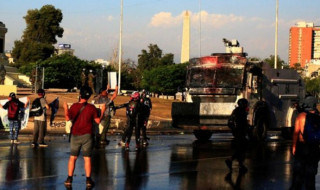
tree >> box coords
[19,54,101,89]
[12,5,64,66]
[141,63,187,95]
[137,44,174,72]
[263,55,286,69]
[304,77,320,98]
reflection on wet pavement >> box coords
[0,133,312,189]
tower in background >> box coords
[181,11,190,63]
[289,22,320,68]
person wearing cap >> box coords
[32,88,50,147]
[93,84,118,145]
[64,86,100,187]
[290,95,320,190]
[0,92,29,144]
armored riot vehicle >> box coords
[172,39,305,141]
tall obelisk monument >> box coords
[180,11,190,63]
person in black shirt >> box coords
[225,98,249,173]
[139,90,152,146]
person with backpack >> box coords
[116,91,142,151]
[64,86,100,188]
[290,96,320,190]
[0,92,29,144]
[31,89,50,147]
[93,84,118,145]
[225,98,249,174]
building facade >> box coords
[55,44,74,55]
[289,22,320,68]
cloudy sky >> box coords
[1,0,319,63]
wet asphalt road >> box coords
[0,133,315,190]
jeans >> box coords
[9,120,20,140]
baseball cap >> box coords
[9,92,16,98]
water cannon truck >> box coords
[172,39,305,141]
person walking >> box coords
[32,89,49,147]
[64,86,100,188]
[290,96,320,190]
[139,90,152,146]
[0,92,29,144]
[225,98,249,173]
[117,91,142,151]
[94,84,118,145]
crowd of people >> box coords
[0,85,153,187]
[3,85,320,189]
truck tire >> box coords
[251,119,267,141]
[193,130,213,141]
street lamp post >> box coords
[118,0,123,94]
[274,0,279,69]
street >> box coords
[0,133,313,190]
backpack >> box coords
[303,112,320,144]
[8,100,20,120]
[227,109,237,130]
[30,98,43,117]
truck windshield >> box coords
[187,66,244,88]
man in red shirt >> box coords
[64,86,100,188]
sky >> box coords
[1,0,320,64]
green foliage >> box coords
[12,40,54,66]
[137,44,174,72]
[12,5,63,66]
[141,63,187,95]
[19,54,100,89]
[263,55,286,69]
[23,5,63,43]
[304,77,320,98]
[292,63,303,71]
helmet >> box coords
[237,98,248,108]
[80,86,93,100]
[302,96,318,111]
[131,91,140,101]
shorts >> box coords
[70,134,93,157]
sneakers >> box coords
[225,159,232,171]
[86,177,95,187]
[39,143,48,147]
[142,139,149,146]
[135,144,140,151]
[64,176,73,186]
[31,142,37,147]
[118,141,125,147]
[13,140,21,144]
[125,143,129,151]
